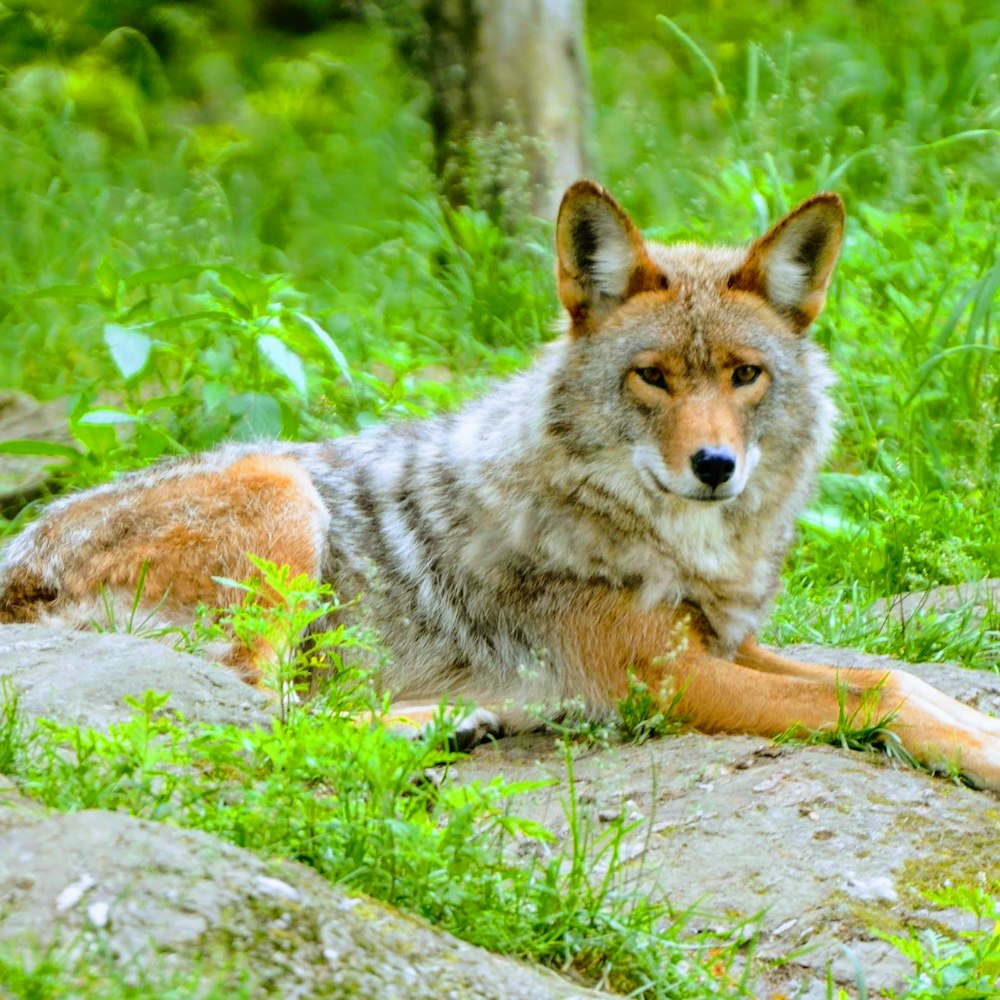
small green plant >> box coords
[91,559,178,641]
[193,556,374,721]
[883,883,1000,998]
[776,674,919,770]
[0,677,32,776]
[615,670,686,745]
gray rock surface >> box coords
[2,623,999,997]
[0,781,607,999]
[868,578,1000,628]
[0,624,272,731]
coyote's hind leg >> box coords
[0,452,331,685]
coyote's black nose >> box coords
[691,448,736,488]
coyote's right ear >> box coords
[556,181,667,335]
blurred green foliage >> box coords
[0,0,997,662]
[0,0,551,465]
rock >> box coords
[0,624,272,731]
[0,785,608,999]
[454,649,1000,998]
[869,579,1000,628]
[0,391,76,506]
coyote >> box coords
[2,182,999,788]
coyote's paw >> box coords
[890,671,1000,793]
[383,703,503,751]
[450,706,504,752]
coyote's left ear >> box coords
[730,193,845,334]
[556,181,667,335]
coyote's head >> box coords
[552,182,844,504]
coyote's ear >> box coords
[556,181,667,335]
[730,193,845,334]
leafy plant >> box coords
[193,556,374,722]
[885,884,1000,998]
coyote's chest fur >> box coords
[297,321,834,701]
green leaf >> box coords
[146,310,233,331]
[292,311,354,384]
[123,264,205,290]
[134,423,181,460]
[229,393,282,439]
[258,334,307,396]
[70,421,117,457]
[24,284,103,302]
[199,341,235,378]
[817,472,889,506]
[104,324,153,381]
[799,506,860,540]
[77,408,142,425]
[216,266,270,318]
[202,382,230,412]
[0,440,79,458]
[140,394,189,413]
[95,257,120,302]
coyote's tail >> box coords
[0,557,56,623]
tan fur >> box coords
[2,182,999,790]
[556,181,669,334]
[729,192,844,331]
[35,454,325,611]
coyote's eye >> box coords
[732,364,762,387]
[636,367,669,391]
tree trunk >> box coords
[416,0,590,220]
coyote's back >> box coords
[4,181,1000,790]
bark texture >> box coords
[416,0,590,218]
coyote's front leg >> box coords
[694,638,1000,790]
[558,590,1000,790]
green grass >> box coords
[775,673,921,773]
[0,0,998,994]
[0,945,255,1000]
[588,1,999,667]
[0,682,744,997]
